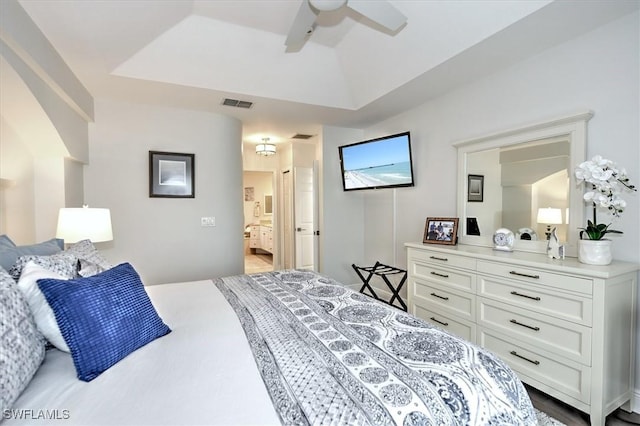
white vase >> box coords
[578,239,612,265]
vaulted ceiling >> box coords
[15,0,640,145]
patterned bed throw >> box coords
[215,270,536,426]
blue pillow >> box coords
[37,263,171,382]
[0,238,64,271]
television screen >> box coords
[339,132,414,191]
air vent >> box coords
[291,133,314,140]
[222,98,253,109]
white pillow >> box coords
[16,261,70,352]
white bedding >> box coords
[8,280,280,426]
[8,271,535,425]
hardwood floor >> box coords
[527,385,640,425]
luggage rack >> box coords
[351,261,407,311]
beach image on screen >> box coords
[342,135,413,189]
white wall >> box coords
[320,126,366,286]
[1,0,92,243]
[0,117,35,244]
[84,99,244,285]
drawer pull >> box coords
[430,317,449,327]
[510,350,540,365]
[430,292,449,301]
[509,271,540,279]
[510,291,541,301]
[510,319,540,331]
[430,271,450,278]
[429,256,448,262]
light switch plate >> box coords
[201,217,215,227]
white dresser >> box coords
[405,242,638,426]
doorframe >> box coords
[282,169,293,270]
[242,169,280,271]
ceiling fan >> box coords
[285,0,407,48]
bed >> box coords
[3,249,537,426]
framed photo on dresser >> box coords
[423,217,459,245]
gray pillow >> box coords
[0,235,16,248]
[0,238,64,271]
[8,252,78,282]
[0,266,46,412]
[65,239,113,277]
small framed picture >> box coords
[149,151,195,198]
[467,174,484,202]
[423,217,459,245]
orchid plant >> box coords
[575,155,636,240]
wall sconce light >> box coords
[537,207,562,240]
[256,138,276,156]
[56,205,113,243]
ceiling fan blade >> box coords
[347,1,407,32]
[285,0,318,47]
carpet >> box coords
[536,408,566,426]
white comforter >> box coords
[8,280,280,426]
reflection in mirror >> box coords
[264,194,273,215]
[455,111,592,256]
[466,137,570,242]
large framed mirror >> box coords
[454,111,593,257]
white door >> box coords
[294,167,315,270]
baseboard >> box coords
[345,283,360,291]
[631,389,640,414]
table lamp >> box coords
[56,205,113,243]
[537,207,562,240]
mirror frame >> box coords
[454,111,593,257]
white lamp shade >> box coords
[56,207,113,243]
[256,143,276,156]
[537,207,562,225]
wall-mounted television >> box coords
[339,131,414,191]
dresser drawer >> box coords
[478,297,591,364]
[479,329,590,404]
[409,248,476,271]
[412,280,475,320]
[478,276,592,326]
[409,262,475,292]
[477,260,592,295]
[411,303,475,342]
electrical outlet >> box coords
[201,217,215,227]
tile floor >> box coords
[244,252,273,274]
[527,385,640,425]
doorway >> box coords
[243,170,275,274]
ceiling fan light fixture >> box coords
[286,0,407,49]
[256,138,276,156]
[309,0,347,12]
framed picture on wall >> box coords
[244,187,255,201]
[149,151,195,198]
[467,174,484,202]
[423,217,459,245]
